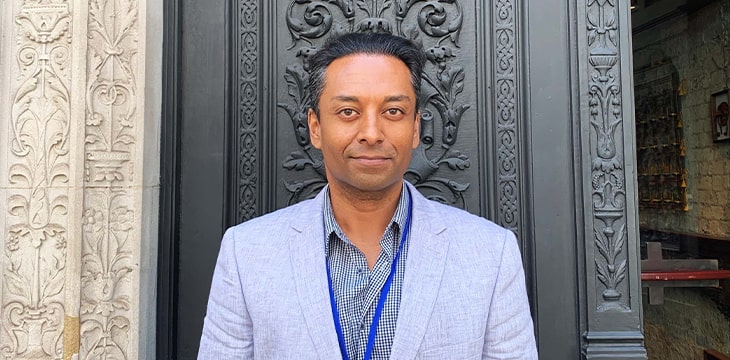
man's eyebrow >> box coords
[384,95,412,103]
[331,95,359,102]
[330,95,413,103]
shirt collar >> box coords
[323,181,411,255]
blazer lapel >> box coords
[390,184,450,360]
[288,192,342,360]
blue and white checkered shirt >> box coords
[323,184,410,360]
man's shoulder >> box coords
[225,197,319,238]
[413,193,515,263]
[416,194,507,235]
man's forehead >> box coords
[324,54,410,77]
[317,53,416,107]
[328,52,407,67]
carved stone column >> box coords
[576,0,647,358]
[1,1,82,358]
[1,0,159,358]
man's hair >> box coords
[307,32,426,115]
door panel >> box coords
[226,0,493,223]
[175,1,228,358]
[268,1,483,213]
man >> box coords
[199,32,537,359]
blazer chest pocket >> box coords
[416,338,482,360]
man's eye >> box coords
[339,109,356,117]
[386,108,404,117]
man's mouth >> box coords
[351,155,391,165]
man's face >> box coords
[308,54,420,195]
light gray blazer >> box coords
[198,182,538,359]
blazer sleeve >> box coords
[483,229,538,360]
[198,228,254,359]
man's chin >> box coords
[334,178,404,196]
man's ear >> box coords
[308,108,322,150]
[412,111,421,149]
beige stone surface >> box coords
[1,1,77,358]
[1,0,160,358]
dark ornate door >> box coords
[234,1,500,220]
[159,0,646,359]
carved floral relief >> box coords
[586,0,629,310]
[80,0,139,358]
[3,2,72,358]
[80,189,133,359]
[277,0,473,208]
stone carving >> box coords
[494,0,521,236]
[279,0,472,208]
[80,0,139,357]
[586,0,629,310]
[236,0,260,221]
[3,2,72,358]
[80,190,134,359]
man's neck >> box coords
[329,182,403,265]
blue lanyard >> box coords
[326,191,413,360]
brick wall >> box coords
[634,0,730,239]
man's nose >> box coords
[357,111,384,145]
